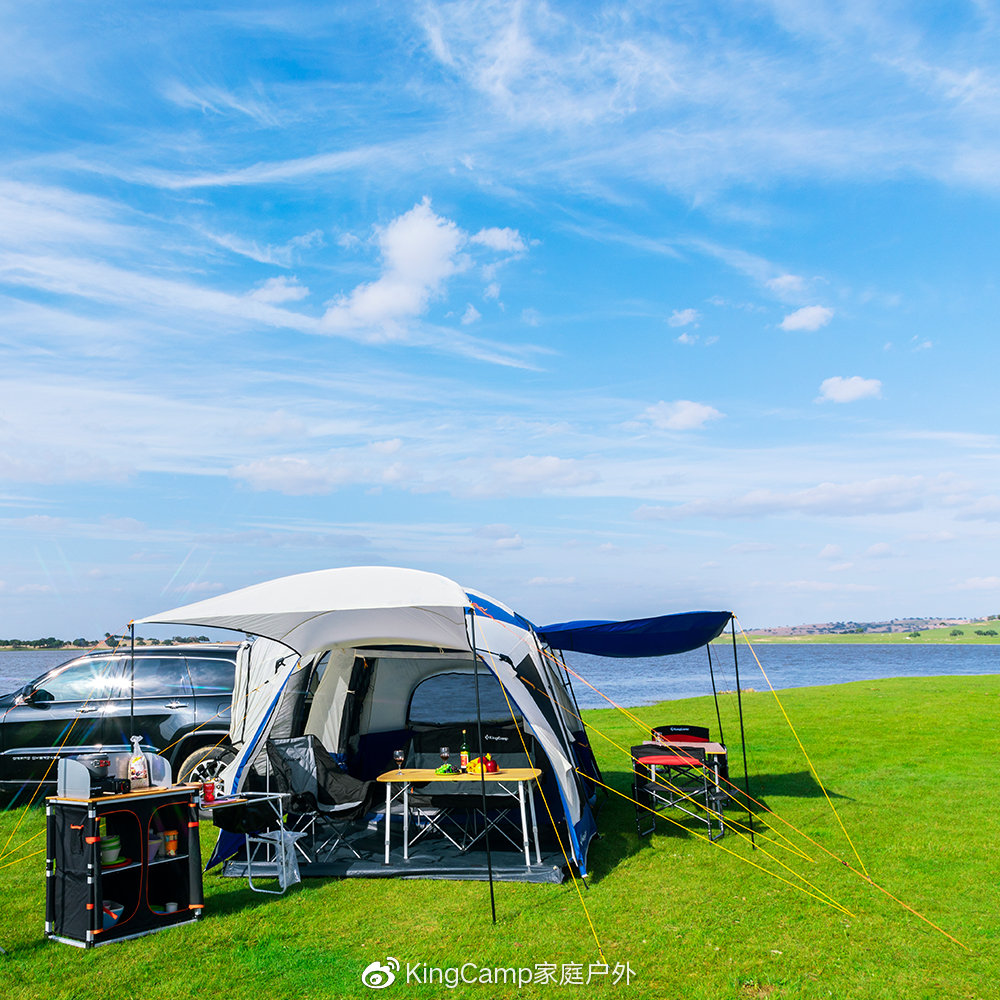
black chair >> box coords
[266,735,374,862]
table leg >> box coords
[403,782,409,862]
[384,782,391,865]
[527,780,541,865]
[517,780,530,866]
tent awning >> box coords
[136,566,473,656]
[537,611,732,658]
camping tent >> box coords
[138,567,598,880]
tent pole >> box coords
[730,618,754,847]
[706,643,725,747]
[470,610,496,924]
[129,622,135,740]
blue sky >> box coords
[2,0,999,636]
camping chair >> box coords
[632,731,725,841]
[266,735,374,863]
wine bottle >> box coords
[460,729,469,772]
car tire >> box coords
[177,745,236,793]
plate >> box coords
[102,856,132,869]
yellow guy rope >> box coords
[583,770,854,916]
[538,634,970,950]
[734,618,870,879]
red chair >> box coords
[632,724,725,841]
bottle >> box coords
[460,730,469,773]
[128,735,149,789]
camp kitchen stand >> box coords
[45,785,203,947]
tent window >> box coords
[407,670,516,726]
[306,651,331,699]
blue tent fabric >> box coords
[538,611,732,658]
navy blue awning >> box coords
[537,611,732,658]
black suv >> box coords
[0,644,239,790]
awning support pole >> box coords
[731,617,754,847]
[707,643,725,747]
[129,622,136,739]
[470,610,497,924]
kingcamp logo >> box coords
[361,958,399,989]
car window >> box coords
[186,657,235,697]
[123,656,194,698]
[33,657,122,702]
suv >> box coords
[0,643,240,791]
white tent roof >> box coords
[137,566,473,656]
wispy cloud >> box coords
[818,376,882,403]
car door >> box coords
[0,655,124,784]
[101,654,196,758]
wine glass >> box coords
[394,748,405,775]
[439,747,450,772]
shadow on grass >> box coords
[577,768,854,884]
[736,770,852,813]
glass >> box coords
[394,749,405,775]
[439,746,450,764]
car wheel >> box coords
[177,745,235,793]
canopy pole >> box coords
[469,610,496,924]
[706,643,725,747]
[731,617,754,847]
[129,622,136,740]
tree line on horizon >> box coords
[1,634,213,649]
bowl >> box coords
[101,900,123,929]
[146,837,163,863]
[101,837,121,865]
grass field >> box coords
[0,675,996,999]
[738,623,1000,644]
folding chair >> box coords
[632,733,725,841]
[266,735,374,863]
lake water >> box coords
[2,643,998,709]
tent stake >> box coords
[731,618,754,847]
[470,610,497,924]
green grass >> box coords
[1,676,997,999]
[738,623,1000,644]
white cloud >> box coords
[321,198,465,341]
[781,305,833,331]
[766,274,805,297]
[248,276,310,304]
[818,544,842,559]
[668,308,699,327]
[675,332,698,345]
[638,400,724,431]
[484,281,501,300]
[461,303,481,325]
[954,576,1000,590]
[470,227,526,253]
[818,375,882,403]
[229,456,355,495]
[636,475,947,520]
[521,307,540,326]
[865,542,893,558]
